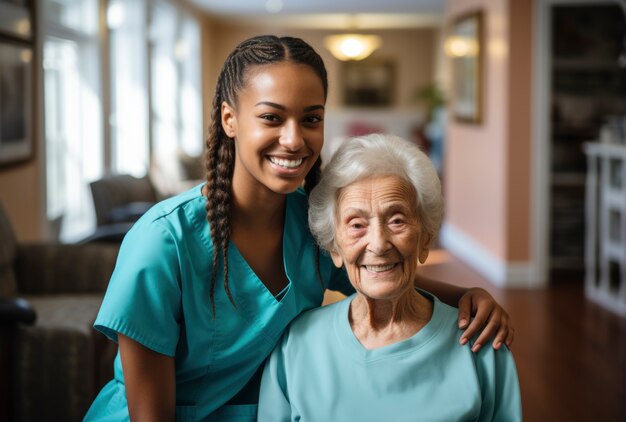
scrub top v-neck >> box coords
[85,184,353,421]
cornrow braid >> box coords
[204,35,328,314]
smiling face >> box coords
[221,62,325,197]
[331,175,431,301]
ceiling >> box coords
[188,0,447,29]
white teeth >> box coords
[365,264,395,273]
[269,156,303,169]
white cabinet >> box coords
[584,142,626,316]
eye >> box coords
[303,114,323,125]
[345,216,366,231]
[260,114,281,123]
[389,215,407,227]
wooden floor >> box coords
[323,249,626,421]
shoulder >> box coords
[126,183,209,244]
[282,297,347,345]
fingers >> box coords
[457,294,472,329]
[505,327,515,348]
[469,312,500,353]
[492,320,509,350]
[459,304,494,347]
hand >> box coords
[457,288,514,352]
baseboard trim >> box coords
[440,223,541,288]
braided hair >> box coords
[205,35,328,314]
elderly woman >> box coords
[258,134,521,421]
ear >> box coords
[418,233,432,264]
[330,250,344,268]
[221,101,237,138]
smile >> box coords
[269,156,304,169]
[364,263,396,273]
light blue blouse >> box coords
[84,184,352,421]
[259,291,522,422]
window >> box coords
[108,0,149,177]
[43,0,102,242]
[150,1,203,193]
[42,0,203,242]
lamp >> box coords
[444,35,479,58]
[324,34,382,61]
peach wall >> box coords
[444,0,533,263]
[444,0,510,259]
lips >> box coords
[364,263,397,273]
[268,156,304,169]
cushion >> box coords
[14,294,107,421]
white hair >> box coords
[308,133,443,253]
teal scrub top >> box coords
[259,291,522,422]
[84,184,353,421]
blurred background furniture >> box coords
[0,202,120,421]
[584,142,626,316]
[84,174,158,243]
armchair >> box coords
[0,203,120,421]
[84,174,158,243]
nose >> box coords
[279,120,304,151]
[366,222,392,256]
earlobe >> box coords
[221,102,236,138]
[418,233,432,264]
[418,248,430,264]
[330,250,343,268]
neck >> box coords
[349,289,433,349]
[230,170,286,232]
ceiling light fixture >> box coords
[324,33,382,61]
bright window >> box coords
[43,0,102,242]
[108,0,149,177]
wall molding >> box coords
[440,223,544,288]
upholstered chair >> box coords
[0,203,119,422]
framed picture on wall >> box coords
[342,59,395,107]
[448,10,483,123]
[0,40,33,166]
[0,0,32,40]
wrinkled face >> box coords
[331,175,430,301]
[221,62,325,196]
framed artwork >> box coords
[0,0,32,40]
[448,10,483,123]
[0,40,33,166]
[342,59,395,107]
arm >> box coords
[258,338,292,422]
[119,334,175,422]
[417,274,514,351]
[476,345,522,422]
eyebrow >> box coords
[255,101,325,112]
[341,202,412,217]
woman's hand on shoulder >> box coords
[457,288,514,352]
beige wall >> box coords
[506,0,532,261]
[0,162,44,242]
[202,21,437,120]
[443,0,532,262]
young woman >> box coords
[84,35,513,421]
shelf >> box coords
[552,173,586,187]
[606,190,626,209]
